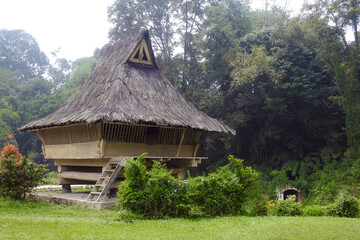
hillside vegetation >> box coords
[1,0,360,205]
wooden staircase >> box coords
[87,157,130,202]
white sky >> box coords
[0,0,113,61]
[0,0,305,62]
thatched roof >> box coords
[20,29,235,135]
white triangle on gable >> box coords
[129,38,153,65]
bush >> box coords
[116,154,259,219]
[0,144,47,199]
[115,209,143,222]
[324,203,337,216]
[333,194,360,218]
[251,194,273,216]
[116,153,187,218]
[186,156,259,216]
[302,205,326,216]
[272,195,302,216]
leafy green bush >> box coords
[250,194,274,216]
[302,205,326,216]
[116,153,187,218]
[333,194,360,218]
[0,144,47,199]
[186,156,259,216]
[116,154,259,219]
[324,203,337,216]
[272,195,302,216]
[115,209,143,222]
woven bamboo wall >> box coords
[102,123,201,145]
[39,123,201,147]
[39,124,99,145]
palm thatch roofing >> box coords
[20,29,235,135]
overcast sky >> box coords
[0,0,305,62]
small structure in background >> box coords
[20,29,235,201]
[276,185,303,202]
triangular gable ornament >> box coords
[129,38,153,65]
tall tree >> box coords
[0,30,48,80]
[48,49,71,88]
[203,11,346,170]
[303,0,360,155]
[108,0,211,89]
[108,0,178,59]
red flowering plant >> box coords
[0,129,16,146]
[0,144,47,199]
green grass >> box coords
[1,198,360,240]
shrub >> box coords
[324,203,337,216]
[0,144,47,199]
[115,209,143,222]
[138,161,187,218]
[333,194,360,218]
[186,156,259,216]
[302,205,326,216]
[251,194,273,216]
[272,195,302,216]
[116,154,259,219]
[117,153,187,218]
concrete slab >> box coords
[27,191,117,210]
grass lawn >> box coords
[0,198,359,240]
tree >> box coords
[303,0,360,155]
[0,30,49,80]
[48,49,71,88]
[108,0,178,59]
[108,0,213,90]
[216,13,346,170]
[201,0,251,93]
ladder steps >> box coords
[87,157,131,202]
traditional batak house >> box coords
[20,29,235,201]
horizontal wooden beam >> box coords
[59,171,101,182]
[54,158,110,167]
[58,178,121,188]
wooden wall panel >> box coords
[103,141,194,157]
[44,141,101,159]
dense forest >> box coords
[1,0,360,203]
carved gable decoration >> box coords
[129,38,153,65]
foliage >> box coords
[0,29,49,80]
[333,194,360,218]
[303,0,360,158]
[226,18,345,170]
[115,209,143,222]
[1,0,360,213]
[302,205,326,216]
[117,154,259,219]
[43,171,59,185]
[324,203,338,216]
[271,195,302,216]
[0,144,47,199]
[186,155,260,216]
[250,194,274,216]
[117,153,188,218]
